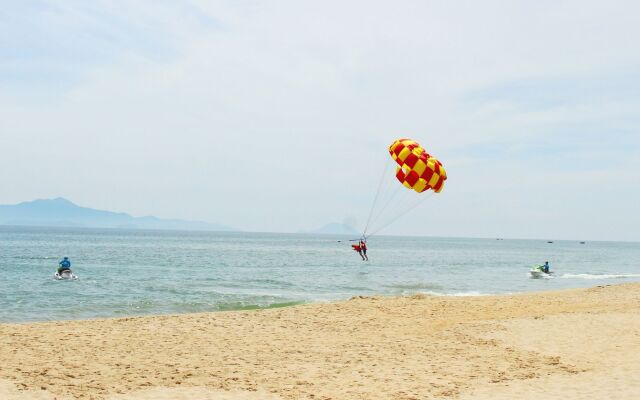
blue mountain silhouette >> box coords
[0,198,236,231]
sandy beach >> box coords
[1,283,639,400]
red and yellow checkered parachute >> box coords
[359,138,447,238]
[389,138,447,193]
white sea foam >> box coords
[423,290,490,297]
[449,291,489,297]
[560,273,640,280]
[528,271,555,279]
[385,282,445,291]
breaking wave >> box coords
[560,273,640,280]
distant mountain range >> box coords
[0,198,236,232]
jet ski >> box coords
[529,266,553,279]
[54,270,78,280]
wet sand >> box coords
[1,283,639,399]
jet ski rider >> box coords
[58,257,72,274]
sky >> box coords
[1,0,639,241]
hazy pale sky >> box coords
[1,1,639,241]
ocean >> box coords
[1,226,639,323]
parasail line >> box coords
[366,191,435,238]
[362,156,392,238]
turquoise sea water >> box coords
[1,226,639,323]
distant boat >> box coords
[547,241,553,243]
[580,241,586,244]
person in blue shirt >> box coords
[58,257,72,274]
[543,261,550,274]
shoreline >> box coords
[4,281,636,326]
[2,283,639,399]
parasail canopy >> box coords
[388,138,447,193]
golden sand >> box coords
[1,283,639,399]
